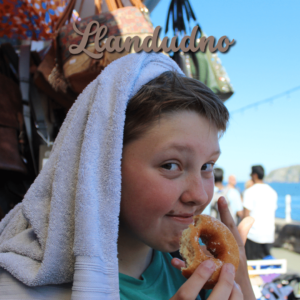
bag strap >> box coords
[105,0,119,11]
[165,0,197,34]
[77,0,102,15]
[19,44,38,176]
[104,0,146,11]
[20,45,54,173]
[54,0,77,34]
[30,85,53,145]
[52,0,76,64]
[187,25,203,79]
[128,0,146,10]
[94,0,101,14]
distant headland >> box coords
[265,165,300,183]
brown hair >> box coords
[123,71,229,145]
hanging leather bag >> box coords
[166,0,234,101]
[189,40,234,101]
[56,0,153,94]
[0,44,27,173]
[37,0,153,96]
[34,44,77,111]
[0,75,27,173]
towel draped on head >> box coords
[0,52,183,300]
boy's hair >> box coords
[251,165,265,180]
[214,168,224,183]
[123,71,229,145]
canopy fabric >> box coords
[0,0,67,40]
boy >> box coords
[118,70,254,299]
[0,53,255,300]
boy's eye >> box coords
[201,163,214,171]
[161,163,179,171]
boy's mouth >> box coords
[165,213,194,224]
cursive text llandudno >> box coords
[69,23,235,59]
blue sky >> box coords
[150,0,300,182]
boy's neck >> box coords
[118,227,153,280]
[227,182,237,189]
[254,179,264,184]
[215,182,225,190]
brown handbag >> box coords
[34,44,77,111]
[33,0,79,110]
[0,44,27,174]
[38,0,152,95]
[0,73,27,173]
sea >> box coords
[235,182,300,222]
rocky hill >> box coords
[265,165,300,182]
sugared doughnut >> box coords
[179,214,239,289]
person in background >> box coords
[202,173,220,215]
[211,169,243,225]
[241,179,254,203]
[243,165,278,260]
[214,168,225,191]
[226,175,243,225]
[210,168,227,219]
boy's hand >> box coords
[170,260,243,300]
[218,197,256,300]
[171,197,255,299]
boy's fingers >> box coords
[237,217,255,245]
[207,263,236,300]
[171,260,215,300]
[171,258,185,271]
[230,282,244,300]
[217,197,244,248]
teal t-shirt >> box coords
[119,250,203,300]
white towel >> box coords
[0,52,183,300]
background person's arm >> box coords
[242,189,252,219]
[237,210,244,220]
[243,208,250,218]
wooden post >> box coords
[285,194,292,223]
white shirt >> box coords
[243,183,278,244]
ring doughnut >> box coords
[179,214,239,289]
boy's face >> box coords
[120,110,221,253]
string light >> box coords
[230,85,300,114]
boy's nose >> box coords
[180,176,209,206]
